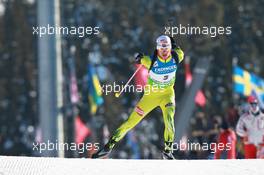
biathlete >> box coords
[92,35,184,159]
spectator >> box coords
[214,120,237,159]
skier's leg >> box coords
[92,94,158,158]
[110,94,158,143]
[160,92,176,159]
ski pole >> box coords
[115,64,143,98]
[167,18,174,38]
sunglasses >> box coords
[249,103,258,107]
[157,46,171,50]
[157,43,171,50]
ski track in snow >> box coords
[0,156,263,175]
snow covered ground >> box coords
[0,156,263,175]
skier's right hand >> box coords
[135,53,144,64]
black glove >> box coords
[135,53,144,64]
[170,37,177,49]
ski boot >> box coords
[162,141,175,160]
[92,140,116,159]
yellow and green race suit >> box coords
[110,47,184,150]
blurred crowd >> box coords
[0,0,263,159]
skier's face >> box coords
[157,42,171,59]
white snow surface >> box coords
[0,156,264,175]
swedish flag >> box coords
[233,66,264,101]
[87,64,103,115]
